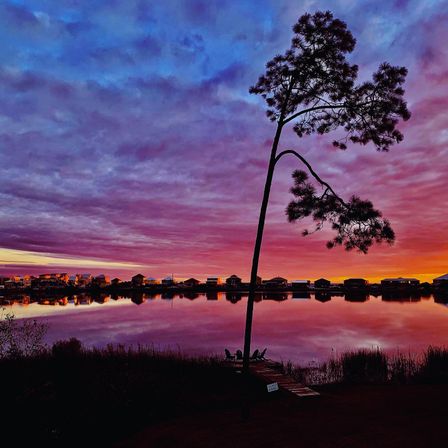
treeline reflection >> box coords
[1,290,448,308]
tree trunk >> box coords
[242,122,283,373]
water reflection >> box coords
[206,292,218,300]
[292,292,311,299]
[262,293,288,301]
[184,292,199,301]
[345,292,369,302]
[315,292,331,303]
[434,291,448,304]
[2,292,448,364]
[225,292,243,304]
[2,291,447,308]
[382,291,422,302]
[131,292,145,305]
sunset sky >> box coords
[0,0,447,282]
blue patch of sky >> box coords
[1,0,278,89]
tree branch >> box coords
[282,104,346,125]
[275,149,346,206]
[281,100,375,126]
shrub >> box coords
[0,308,47,358]
[52,338,83,358]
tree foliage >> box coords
[250,10,410,252]
[250,10,410,151]
[286,170,395,253]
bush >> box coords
[52,338,83,358]
[0,308,47,358]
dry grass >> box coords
[282,346,448,386]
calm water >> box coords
[3,292,448,363]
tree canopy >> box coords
[249,10,410,253]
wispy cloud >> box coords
[0,248,144,269]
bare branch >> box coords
[275,149,346,206]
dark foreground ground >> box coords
[3,346,448,448]
[118,383,448,448]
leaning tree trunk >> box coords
[242,121,283,373]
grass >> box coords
[419,346,448,383]
[282,346,448,386]
[1,339,265,447]
[340,349,388,383]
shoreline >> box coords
[1,283,445,296]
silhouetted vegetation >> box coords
[419,346,448,383]
[283,347,448,386]
[340,349,388,383]
[52,336,83,358]
[0,308,47,358]
[1,340,264,446]
[389,352,420,383]
[287,171,395,253]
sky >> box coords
[0,0,447,282]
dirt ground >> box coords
[116,383,448,448]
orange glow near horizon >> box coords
[0,244,446,284]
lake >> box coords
[2,292,448,364]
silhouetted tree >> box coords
[243,11,410,371]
